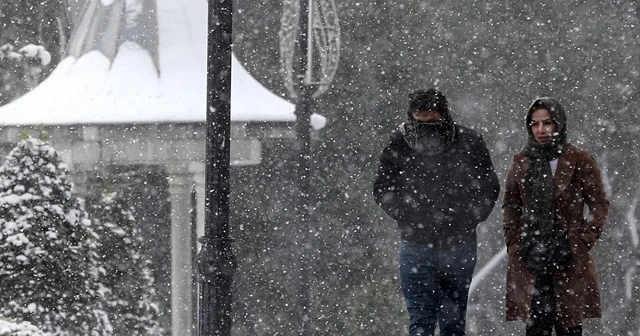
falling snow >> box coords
[0,0,639,335]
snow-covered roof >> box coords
[0,0,325,129]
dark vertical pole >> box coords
[190,183,198,327]
[197,0,235,335]
[295,0,312,335]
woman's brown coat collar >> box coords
[552,143,578,199]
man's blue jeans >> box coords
[399,240,477,336]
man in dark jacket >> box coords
[373,89,500,336]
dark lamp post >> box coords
[197,0,236,335]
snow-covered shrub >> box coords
[0,317,47,336]
[0,43,51,106]
[0,138,112,336]
[0,44,51,66]
[89,188,163,336]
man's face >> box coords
[412,110,443,123]
[529,108,557,144]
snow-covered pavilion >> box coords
[0,0,323,335]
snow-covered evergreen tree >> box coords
[0,137,111,336]
[89,187,162,336]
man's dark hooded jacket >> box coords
[373,93,500,248]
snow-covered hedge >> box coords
[0,318,48,336]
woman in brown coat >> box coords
[502,97,609,336]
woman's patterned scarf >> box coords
[519,97,570,273]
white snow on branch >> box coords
[626,186,640,248]
[0,193,40,205]
[18,44,52,66]
[599,151,613,197]
[625,263,639,299]
[0,44,22,61]
[469,247,507,295]
[1,44,51,66]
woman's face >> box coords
[530,108,557,144]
